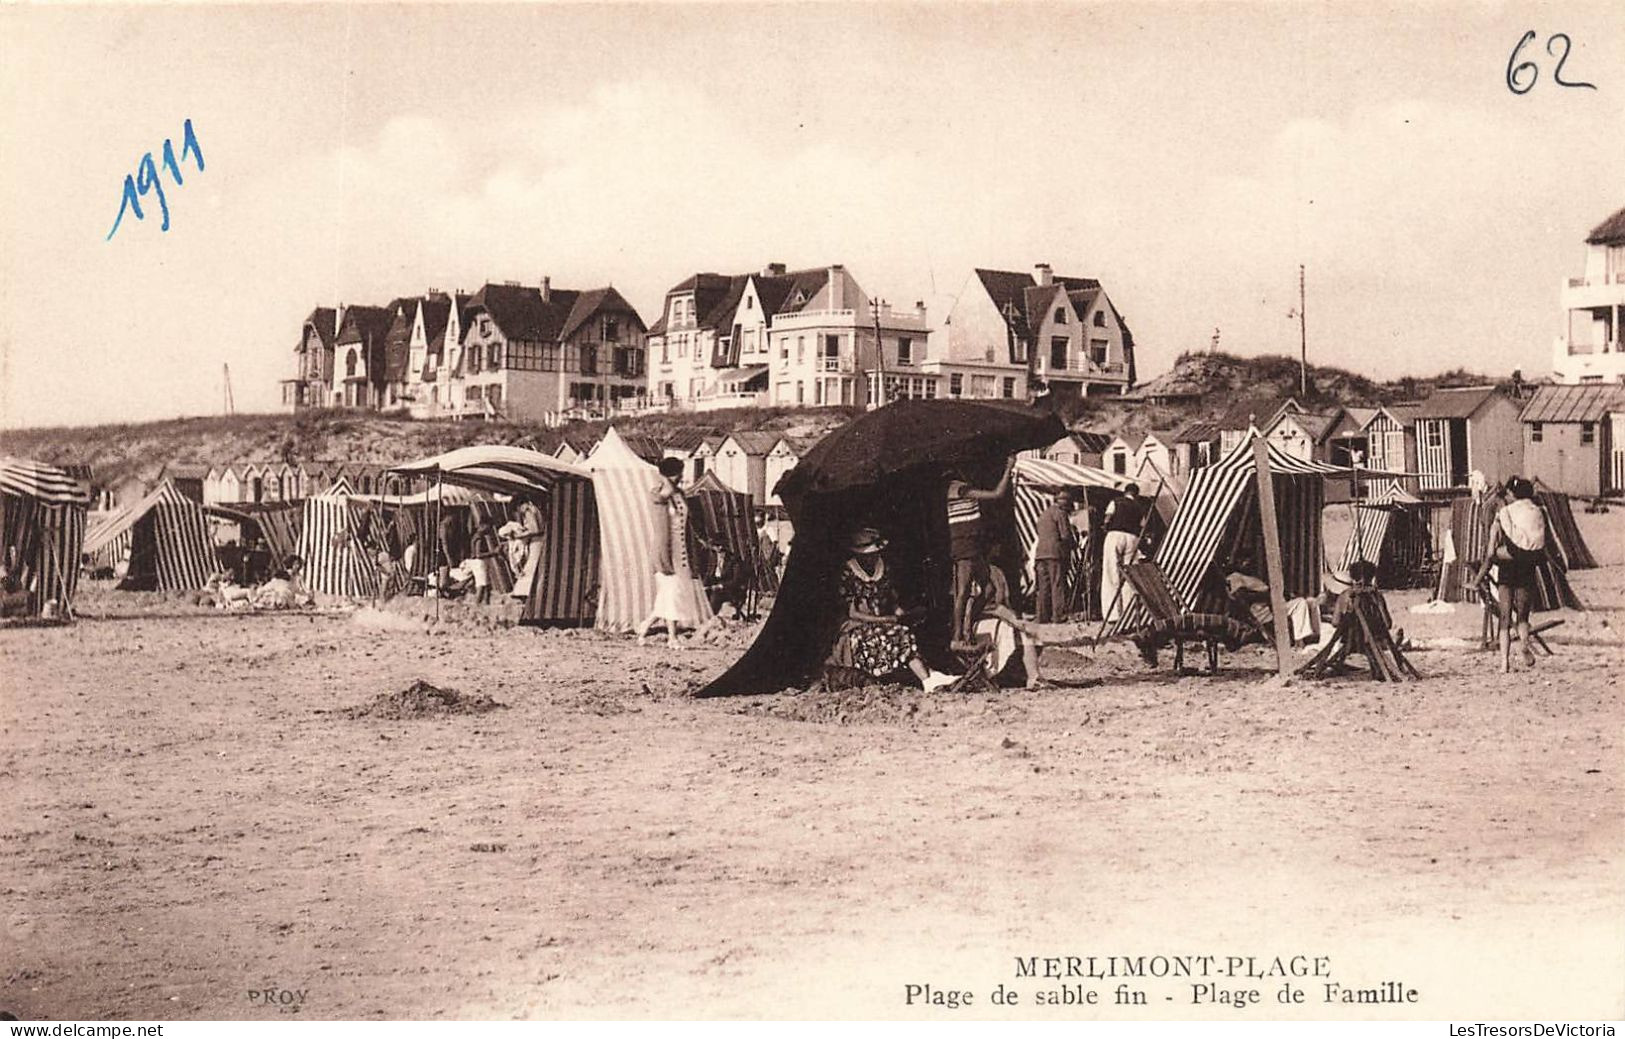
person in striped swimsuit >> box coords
[947,456,1015,645]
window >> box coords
[796,381,804,404]
[1091,339,1109,366]
[479,317,491,336]
[1531,422,1544,443]
[1054,308,1067,325]
[924,379,939,399]
[345,350,357,377]
[602,317,619,342]
[695,457,706,477]
[466,385,483,401]
[1093,311,1106,328]
[487,385,502,408]
[487,341,501,369]
[970,374,997,397]
[781,337,790,361]
[467,344,482,374]
[1002,377,1016,398]
[1112,451,1127,475]
[1050,337,1069,370]
[897,337,914,366]
[580,344,598,376]
[1425,424,1442,448]
[745,295,753,310]
[661,338,670,364]
[1581,422,1595,445]
[949,373,964,398]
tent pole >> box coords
[1251,438,1294,678]
[433,468,442,624]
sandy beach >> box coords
[3,511,1621,1021]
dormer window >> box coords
[1093,311,1106,327]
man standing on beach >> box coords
[1032,489,1077,623]
[1100,482,1147,624]
[947,456,1015,644]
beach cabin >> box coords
[1520,383,1625,497]
[1413,387,1524,492]
[713,432,777,503]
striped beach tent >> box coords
[1438,493,1580,611]
[1111,434,1355,635]
[687,471,770,593]
[295,489,378,598]
[0,457,90,618]
[1011,457,1132,605]
[523,478,600,626]
[1337,481,1434,589]
[83,479,218,591]
[388,446,598,623]
[588,427,712,633]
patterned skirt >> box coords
[832,620,919,677]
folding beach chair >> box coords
[1122,561,1252,674]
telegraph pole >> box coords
[223,363,235,415]
[1298,265,1308,398]
[870,297,888,408]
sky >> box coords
[2,2,1622,429]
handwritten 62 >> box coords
[1506,31,1597,95]
[106,118,205,241]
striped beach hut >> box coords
[388,446,598,625]
[1111,435,1369,635]
[0,457,91,618]
[83,479,219,591]
[588,427,712,633]
[295,487,378,598]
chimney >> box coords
[540,276,551,303]
[1034,263,1053,287]
[334,304,345,338]
[829,265,844,310]
[761,262,786,277]
[915,300,928,321]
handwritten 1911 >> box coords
[106,118,205,241]
[1506,31,1597,95]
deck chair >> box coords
[1477,574,1563,656]
[1122,561,1251,674]
[1299,590,1420,682]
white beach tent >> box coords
[587,427,713,633]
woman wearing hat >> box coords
[834,527,955,692]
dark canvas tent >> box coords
[83,479,219,591]
[698,400,1065,697]
[0,457,90,618]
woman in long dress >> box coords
[635,458,711,648]
[507,498,545,601]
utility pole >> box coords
[223,363,235,415]
[1298,264,1308,398]
[870,297,888,408]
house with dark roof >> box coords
[1520,383,1625,496]
[1216,395,1303,457]
[931,263,1136,404]
[764,434,819,507]
[1173,422,1222,472]
[455,278,647,422]
[1039,431,1111,468]
[1553,204,1625,385]
[647,262,930,410]
[712,432,780,503]
[1412,387,1524,492]
[283,307,340,411]
[331,305,395,409]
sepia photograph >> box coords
[1,0,1622,1025]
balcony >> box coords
[817,355,854,373]
[1561,275,1625,309]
